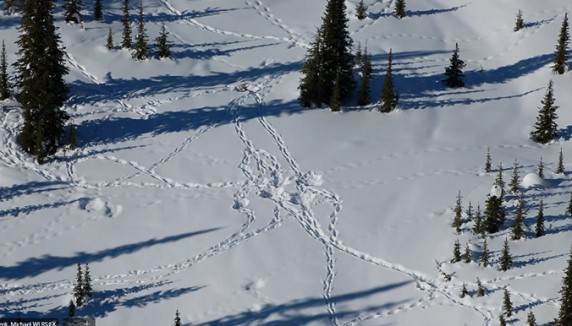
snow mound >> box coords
[522,173,544,188]
[489,184,502,197]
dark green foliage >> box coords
[557,147,565,174]
[566,193,572,216]
[485,147,492,173]
[106,27,114,50]
[473,204,483,236]
[0,40,10,100]
[476,278,485,296]
[452,191,462,234]
[15,0,70,163]
[93,0,102,20]
[83,263,92,298]
[557,245,572,326]
[357,45,372,106]
[443,43,465,88]
[499,237,513,271]
[514,10,524,32]
[299,29,325,108]
[499,314,506,326]
[298,0,354,108]
[527,310,537,326]
[509,159,520,193]
[484,195,505,233]
[174,309,182,326]
[133,2,149,60]
[536,199,545,237]
[512,197,525,240]
[155,22,172,58]
[552,13,569,75]
[64,0,83,24]
[503,288,513,317]
[451,238,461,263]
[355,0,366,20]
[460,283,468,298]
[379,49,398,112]
[466,201,473,222]
[122,0,132,49]
[463,243,471,263]
[480,238,489,267]
[531,81,559,144]
[68,123,77,150]
[495,162,505,199]
[538,157,545,178]
[74,263,84,306]
[355,42,362,66]
[68,300,76,317]
[394,0,406,19]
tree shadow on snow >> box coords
[0,181,69,203]
[195,281,412,325]
[100,6,241,25]
[0,227,221,281]
[407,4,469,17]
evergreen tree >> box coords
[355,0,366,20]
[155,22,171,58]
[394,0,406,19]
[480,238,490,267]
[68,123,77,149]
[298,28,325,108]
[73,263,84,306]
[514,10,524,32]
[330,70,342,111]
[566,193,572,216]
[15,0,70,163]
[484,195,505,233]
[83,263,92,299]
[557,147,565,174]
[509,159,520,193]
[473,204,483,236]
[121,0,132,49]
[357,44,372,106]
[106,27,114,50]
[64,0,83,24]
[355,41,362,66]
[0,40,10,100]
[499,237,513,271]
[503,288,513,317]
[484,146,492,173]
[538,156,545,178]
[531,80,559,144]
[527,310,537,326]
[557,245,572,326]
[463,243,472,263]
[476,278,485,296]
[499,314,506,326]
[379,49,398,112]
[443,43,465,88]
[93,0,102,21]
[495,162,505,199]
[452,191,462,234]
[535,199,545,237]
[512,197,525,240]
[460,283,468,298]
[174,309,182,326]
[552,13,569,75]
[466,201,474,222]
[68,299,76,317]
[133,1,149,60]
[452,238,461,263]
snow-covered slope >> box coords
[0,0,571,325]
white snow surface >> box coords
[0,0,571,325]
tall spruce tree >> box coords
[394,0,406,19]
[452,238,461,263]
[538,156,545,178]
[503,288,513,317]
[557,147,565,174]
[512,197,525,240]
[535,199,545,237]
[473,204,483,236]
[463,243,472,263]
[527,310,537,326]
[495,162,505,200]
[133,1,148,60]
[484,195,505,233]
[155,22,172,58]
[122,0,132,49]
[552,13,569,75]
[106,27,114,50]
[93,0,102,20]
[484,146,492,173]
[64,0,83,24]
[466,201,474,222]
[298,28,325,108]
[452,191,463,233]
[499,237,513,271]
[15,0,70,163]
[355,0,366,20]
[557,245,572,326]
[357,44,372,106]
[481,238,490,267]
[0,40,10,100]
[514,10,524,32]
[443,43,465,88]
[379,49,398,112]
[83,263,92,299]
[73,263,84,306]
[509,159,520,193]
[174,309,182,326]
[531,80,559,144]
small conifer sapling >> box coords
[512,197,525,240]
[155,22,172,58]
[174,309,182,326]
[73,263,84,306]
[452,239,461,263]
[68,300,76,317]
[509,159,520,194]
[460,283,468,298]
[357,44,372,107]
[463,243,472,263]
[514,10,524,32]
[133,2,149,60]
[499,237,513,271]
[527,310,537,326]
[538,157,545,178]
[106,27,114,50]
[394,0,406,19]
[552,13,569,75]
[503,288,513,316]
[484,147,492,173]
[557,147,565,174]
[453,191,463,233]
[495,162,505,199]
[480,238,489,267]
[557,244,572,326]
[443,43,465,88]
[476,278,485,296]
[122,0,132,49]
[355,0,366,20]
[531,81,559,144]
[379,49,398,113]
[536,199,545,237]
